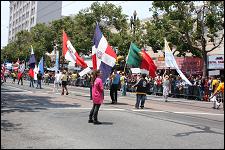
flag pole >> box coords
[123,42,132,73]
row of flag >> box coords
[22,22,191,85]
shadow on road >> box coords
[174,124,224,137]
[1,120,22,131]
[1,87,82,115]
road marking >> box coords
[48,107,126,111]
[132,109,223,115]
[172,111,224,116]
[132,109,165,112]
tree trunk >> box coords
[203,50,208,78]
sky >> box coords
[1,1,153,48]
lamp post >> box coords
[130,10,137,38]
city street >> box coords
[1,79,224,149]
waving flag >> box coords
[126,43,157,78]
[38,57,44,75]
[92,23,117,83]
[63,31,88,68]
[28,45,36,69]
[164,38,192,85]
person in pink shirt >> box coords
[88,70,104,125]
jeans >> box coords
[135,94,146,108]
[89,103,101,121]
[37,80,42,88]
[29,78,34,87]
[121,84,126,96]
[18,77,23,85]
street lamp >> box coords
[130,10,137,37]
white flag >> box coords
[164,38,192,85]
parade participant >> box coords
[110,69,121,104]
[11,71,16,83]
[89,72,93,100]
[162,70,170,102]
[17,61,25,85]
[210,75,224,110]
[88,70,104,124]
[36,70,43,89]
[53,70,61,93]
[132,73,148,109]
[28,68,34,88]
[210,76,220,108]
[61,70,69,95]
[120,72,127,96]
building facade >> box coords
[8,1,62,43]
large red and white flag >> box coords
[92,23,117,83]
[62,31,88,68]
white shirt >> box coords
[55,72,62,83]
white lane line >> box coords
[173,112,224,116]
[132,109,223,115]
[132,109,165,113]
[47,107,126,111]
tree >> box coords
[148,1,224,77]
[72,1,129,55]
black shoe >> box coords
[140,106,144,109]
[66,92,69,95]
[111,102,115,104]
[88,120,94,123]
[93,121,102,125]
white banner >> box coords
[164,39,192,85]
[208,55,224,69]
[130,68,149,74]
[79,67,92,77]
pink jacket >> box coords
[92,77,104,104]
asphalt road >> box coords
[1,80,224,149]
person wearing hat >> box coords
[163,70,170,102]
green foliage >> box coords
[147,1,224,76]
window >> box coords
[26,12,29,18]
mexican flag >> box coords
[126,42,157,78]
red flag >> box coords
[140,50,157,78]
[28,68,34,78]
[18,72,23,80]
[62,31,88,68]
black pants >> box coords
[110,84,118,103]
[89,103,101,121]
[90,86,92,100]
[18,77,23,85]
